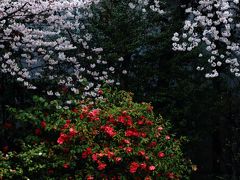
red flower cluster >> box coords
[97,162,107,170]
[63,119,71,129]
[63,163,70,169]
[125,129,138,137]
[57,120,79,144]
[125,129,141,137]
[122,139,130,144]
[149,165,155,171]
[82,147,92,158]
[137,116,153,126]
[148,141,157,147]
[124,147,133,154]
[49,98,187,179]
[129,162,139,173]
[88,109,100,121]
[138,150,145,156]
[118,114,133,126]
[114,157,122,163]
[57,133,69,144]
[92,153,98,161]
[40,120,46,129]
[69,127,77,136]
[101,125,117,137]
[158,152,165,158]
[87,175,94,180]
[140,163,147,169]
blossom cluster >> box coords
[3,90,190,179]
[172,0,240,78]
[33,90,189,179]
[0,0,166,99]
[0,0,120,98]
[128,0,165,14]
[52,106,182,179]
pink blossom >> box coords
[149,165,156,171]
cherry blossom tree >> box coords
[172,0,240,78]
[0,0,165,100]
[0,0,117,99]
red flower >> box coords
[82,106,89,114]
[140,163,147,169]
[82,151,88,159]
[129,162,139,173]
[158,126,163,131]
[98,162,107,170]
[63,120,71,129]
[145,177,151,180]
[114,157,122,163]
[158,152,165,158]
[166,135,171,140]
[126,119,133,126]
[141,132,147,138]
[123,139,130,144]
[107,151,114,159]
[98,89,103,95]
[125,115,133,126]
[66,119,71,124]
[79,113,84,119]
[138,150,145,156]
[125,147,132,153]
[149,165,155,171]
[125,129,139,137]
[101,125,117,137]
[82,147,92,158]
[146,120,153,125]
[98,153,104,157]
[40,120,46,129]
[149,141,157,147]
[87,176,94,180]
[86,147,92,154]
[108,115,115,123]
[118,116,125,124]
[92,154,98,161]
[138,120,144,125]
[57,138,64,144]
[167,172,175,179]
[90,109,100,116]
[118,145,123,149]
[118,115,133,126]
[88,109,100,121]
[35,128,41,136]
[122,111,128,115]
[69,127,77,136]
[57,133,69,144]
[63,163,70,169]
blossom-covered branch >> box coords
[173,0,240,78]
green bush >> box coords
[1,89,191,179]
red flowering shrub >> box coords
[2,89,191,179]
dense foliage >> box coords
[1,89,191,179]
